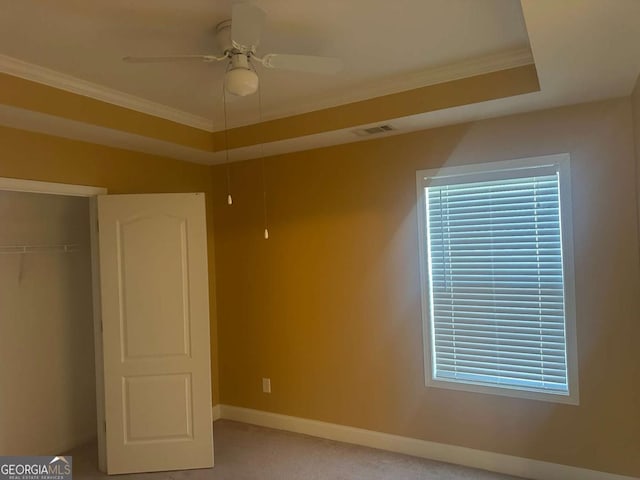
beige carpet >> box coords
[71,420,524,479]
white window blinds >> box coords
[424,164,572,396]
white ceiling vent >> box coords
[353,124,395,136]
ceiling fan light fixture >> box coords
[225,53,258,96]
[225,67,259,96]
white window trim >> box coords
[415,154,580,405]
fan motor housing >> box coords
[215,20,234,54]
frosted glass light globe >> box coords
[225,67,259,96]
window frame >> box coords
[415,154,579,405]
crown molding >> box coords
[0,49,533,134]
[221,47,535,130]
[0,54,215,132]
[369,47,534,95]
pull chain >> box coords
[257,78,269,240]
[222,72,233,205]
[226,165,233,205]
[261,157,269,239]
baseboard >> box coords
[216,404,635,480]
[211,404,222,421]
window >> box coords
[416,154,578,404]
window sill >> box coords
[426,376,580,405]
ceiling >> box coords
[1,0,640,165]
[0,0,530,128]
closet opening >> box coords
[0,177,106,460]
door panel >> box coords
[123,373,192,442]
[118,214,190,359]
[97,193,213,474]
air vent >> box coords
[353,124,396,136]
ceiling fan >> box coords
[123,3,343,97]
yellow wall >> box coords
[0,74,213,151]
[211,98,640,477]
[216,65,539,149]
[0,125,220,405]
[0,66,538,154]
[632,74,640,249]
[3,89,639,476]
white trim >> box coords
[258,48,535,127]
[416,154,569,180]
[89,196,107,473]
[415,153,580,405]
[217,405,635,480]
[0,176,107,196]
[556,156,580,403]
[0,49,532,134]
[0,54,213,132]
[212,405,222,421]
[0,104,218,165]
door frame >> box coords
[0,177,108,471]
[0,177,107,197]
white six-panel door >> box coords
[97,193,213,474]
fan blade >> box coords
[261,54,342,74]
[123,55,221,63]
[231,3,266,51]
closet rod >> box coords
[0,244,81,255]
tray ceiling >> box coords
[0,0,530,128]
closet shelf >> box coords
[0,244,81,255]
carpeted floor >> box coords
[70,420,524,479]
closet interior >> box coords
[0,189,96,455]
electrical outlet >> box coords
[262,377,271,394]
